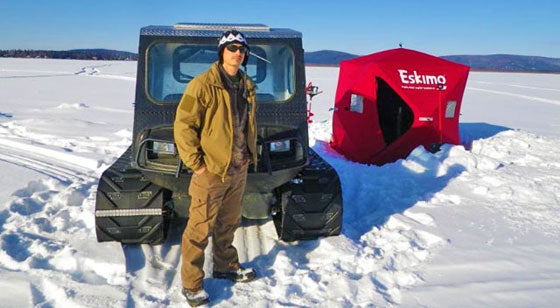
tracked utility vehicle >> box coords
[95,23,343,244]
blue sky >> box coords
[1,0,559,57]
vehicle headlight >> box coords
[152,141,175,155]
[270,140,291,153]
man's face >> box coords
[223,43,246,68]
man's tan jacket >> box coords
[174,62,258,179]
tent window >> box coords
[350,94,364,113]
[445,101,457,118]
[376,77,413,145]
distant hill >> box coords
[303,50,560,73]
[2,48,560,73]
[304,50,359,66]
[441,54,560,73]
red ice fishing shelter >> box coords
[330,48,470,165]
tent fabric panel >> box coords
[331,96,385,163]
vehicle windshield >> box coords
[147,42,295,103]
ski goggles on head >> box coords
[225,44,248,53]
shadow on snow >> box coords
[313,139,466,242]
[460,122,511,150]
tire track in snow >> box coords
[0,138,99,183]
[468,86,560,106]
[124,220,197,306]
[470,80,560,93]
[123,219,279,306]
[124,242,183,305]
[0,160,126,306]
[0,152,87,183]
[0,138,99,170]
[235,220,275,263]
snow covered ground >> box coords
[0,58,559,307]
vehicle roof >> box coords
[141,23,302,39]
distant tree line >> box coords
[2,49,560,72]
[0,49,138,61]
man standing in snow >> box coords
[173,29,258,307]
